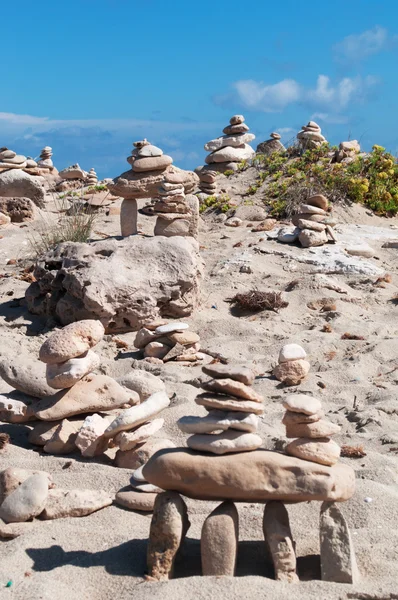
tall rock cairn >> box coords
[37,146,54,170]
[87,168,98,186]
[282,393,341,467]
[0,147,34,170]
[198,169,218,197]
[292,194,337,248]
[297,121,327,150]
[177,364,263,455]
[153,172,199,238]
[201,115,256,173]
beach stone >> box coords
[282,394,322,415]
[0,169,46,207]
[0,149,16,160]
[307,194,329,211]
[134,328,159,349]
[204,133,255,152]
[256,138,286,156]
[117,370,166,401]
[273,360,311,385]
[46,350,100,389]
[115,490,157,512]
[297,219,326,232]
[178,411,258,434]
[206,144,255,164]
[223,123,250,135]
[120,199,138,236]
[33,374,138,421]
[75,413,112,457]
[0,468,51,505]
[230,115,245,125]
[263,501,298,582]
[0,519,34,539]
[299,229,328,248]
[202,364,255,385]
[202,378,263,402]
[115,439,176,469]
[0,355,55,397]
[39,320,105,364]
[43,419,80,454]
[270,132,281,139]
[299,204,327,216]
[196,394,264,414]
[345,243,375,258]
[155,322,189,334]
[0,396,35,423]
[282,410,323,426]
[154,217,191,238]
[132,155,173,173]
[285,419,341,439]
[286,438,341,466]
[0,197,35,222]
[143,449,356,502]
[137,145,163,158]
[147,491,190,581]
[278,227,300,244]
[41,489,113,519]
[320,502,360,584]
[131,481,163,493]
[292,213,327,226]
[187,430,262,455]
[201,501,238,576]
[132,465,146,482]
[59,164,86,180]
[115,418,165,451]
[144,341,170,359]
[167,331,200,346]
[28,421,63,446]
[278,344,307,363]
[104,391,170,437]
[0,473,49,523]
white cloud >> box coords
[333,26,390,62]
[232,79,301,112]
[310,113,349,125]
[308,74,377,110]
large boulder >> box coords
[25,236,203,332]
[108,165,198,200]
[0,170,46,207]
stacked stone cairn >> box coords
[153,172,199,238]
[0,147,37,170]
[256,132,286,155]
[335,140,361,164]
[201,115,256,173]
[135,321,203,363]
[87,167,98,186]
[278,194,337,248]
[273,343,311,386]
[37,146,54,170]
[297,121,327,150]
[198,169,218,196]
[178,363,263,456]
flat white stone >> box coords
[282,394,322,415]
[178,411,258,434]
[279,344,307,363]
[104,391,170,437]
[155,322,189,334]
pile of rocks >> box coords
[273,343,310,386]
[87,167,98,186]
[178,363,263,455]
[199,115,256,174]
[37,146,54,171]
[282,393,342,467]
[198,169,218,197]
[278,194,337,248]
[0,147,37,170]
[57,163,88,192]
[297,121,327,150]
[152,172,199,238]
[256,132,286,156]
[334,140,361,164]
[135,321,203,363]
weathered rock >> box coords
[138,144,163,158]
[115,439,176,469]
[144,341,170,359]
[41,488,113,519]
[120,199,138,236]
[201,501,238,576]
[43,419,80,454]
[147,491,190,581]
[278,344,307,363]
[167,331,200,346]
[0,468,51,505]
[59,164,86,180]
[0,355,55,397]
[196,394,264,414]
[46,350,100,389]
[0,519,35,539]
[263,501,298,583]
[273,360,311,385]
[115,490,157,512]
[143,449,355,502]
[297,219,326,232]
[108,166,198,199]
[28,421,64,446]
[115,418,165,451]
[202,364,255,385]
[202,378,263,402]
[206,144,255,164]
[286,438,341,466]
[39,320,105,364]
[75,413,112,457]
[205,133,255,152]
[285,419,341,438]
[0,212,11,226]
[256,139,286,155]
[0,197,35,222]
[178,411,258,434]
[282,410,323,426]
[307,194,329,211]
[282,394,322,415]
[132,155,173,172]
[278,227,300,244]
[105,391,169,438]
[117,370,166,401]
[187,430,262,454]
[320,502,359,584]
[0,396,35,423]
[0,169,46,207]
[299,229,328,248]
[230,115,245,125]
[223,123,250,135]
[25,236,203,332]
[33,374,138,421]
[345,243,375,258]
[299,204,326,216]
[0,473,49,523]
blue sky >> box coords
[1,0,397,178]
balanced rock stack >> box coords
[87,168,98,186]
[0,147,33,170]
[37,146,54,170]
[297,121,327,150]
[135,321,203,363]
[335,140,361,164]
[57,163,88,192]
[178,363,263,455]
[256,132,286,156]
[273,343,310,386]
[153,172,199,238]
[200,115,256,174]
[293,194,336,247]
[198,169,218,196]
[283,393,341,466]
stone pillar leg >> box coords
[201,501,239,576]
[320,501,360,584]
[120,199,138,236]
[263,501,298,583]
[147,491,190,581]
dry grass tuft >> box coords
[228,290,289,313]
[0,432,10,451]
[341,444,367,458]
[341,332,366,340]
